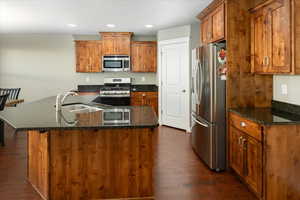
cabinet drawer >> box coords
[230,113,262,142]
[132,92,158,98]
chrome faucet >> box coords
[56,91,78,112]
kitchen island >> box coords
[0,95,158,200]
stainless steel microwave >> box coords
[102,55,130,72]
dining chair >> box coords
[0,88,21,107]
[0,94,9,146]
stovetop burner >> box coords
[101,86,130,91]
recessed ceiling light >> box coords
[145,24,154,28]
[106,24,116,28]
[67,23,77,28]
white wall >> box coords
[0,34,157,102]
[273,75,300,105]
[157,25,191,41]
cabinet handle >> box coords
[240,122,246,127]
[238,136,243,145]
[266,56,269,66]
[242,138,247,150]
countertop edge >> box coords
[14,124,159,133]
[228,109,300,126]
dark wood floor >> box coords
[0,125,256,200]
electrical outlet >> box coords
[86,76,90,83]
[141,76,146,82]
[281,84,288,95]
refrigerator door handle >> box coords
[192,115,209,128]
[198,60,204,105]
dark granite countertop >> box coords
[77,84,158,92]
[229,101,300,125]
[0,95,158,131]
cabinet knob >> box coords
[142,93,146,97]
[240,122,246,127]
[182,89,186,93]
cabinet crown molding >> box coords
[99,32,133,37]
[197,0,225,19]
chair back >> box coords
[0,88,21,101]
[0,94,9,111]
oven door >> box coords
[103,59,123,72]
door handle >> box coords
[192,115,209,128]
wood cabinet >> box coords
[100,32,133,56]
[75,41,102,72]
[229,111,300,200]
[198,2,225,44]
[251,0,292,74]
[131,92,158,115]
[229,113,263,198]
[131,42,157,72]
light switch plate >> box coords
[141,76,146,82]
[281,84,288,95]
[86,76,90,83]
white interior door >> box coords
[160,39,189,130]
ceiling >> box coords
[0,0,212,35]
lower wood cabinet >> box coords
[229,113,263,198]
[131,92,158,116]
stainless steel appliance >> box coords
[93,78,131,106]
[191,43,226,172]
[103,108,131,124]
[102,55,130,72]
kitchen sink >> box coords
[62,104,102,113]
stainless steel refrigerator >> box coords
[191,43,226,172]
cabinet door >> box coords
[251,0,291,74]
[251,9,268,73]
[267,0,291,73]
[211,3,225,42]
[131,42,157,72]
[89,42,102,72]
[76,42,90,72]
[131,43,143,72]
[75,41,102,72]
[229,126,244,177]
[114,36,131,55]
[143,43,157,72]
[145,93,158,115]
[102,36,116,55]
[201,16,212,44]
[244,136,263,197]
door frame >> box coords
[158,37,191,132]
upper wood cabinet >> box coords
[201,16,212,44]
[100,32,133,56]
[251,0,292,74]
[75,41,102,73]
[198,2,225,44]
[131,41,157,72]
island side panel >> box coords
[49,128,155,200]
[264,125,300,200]
[27,131,49,200]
